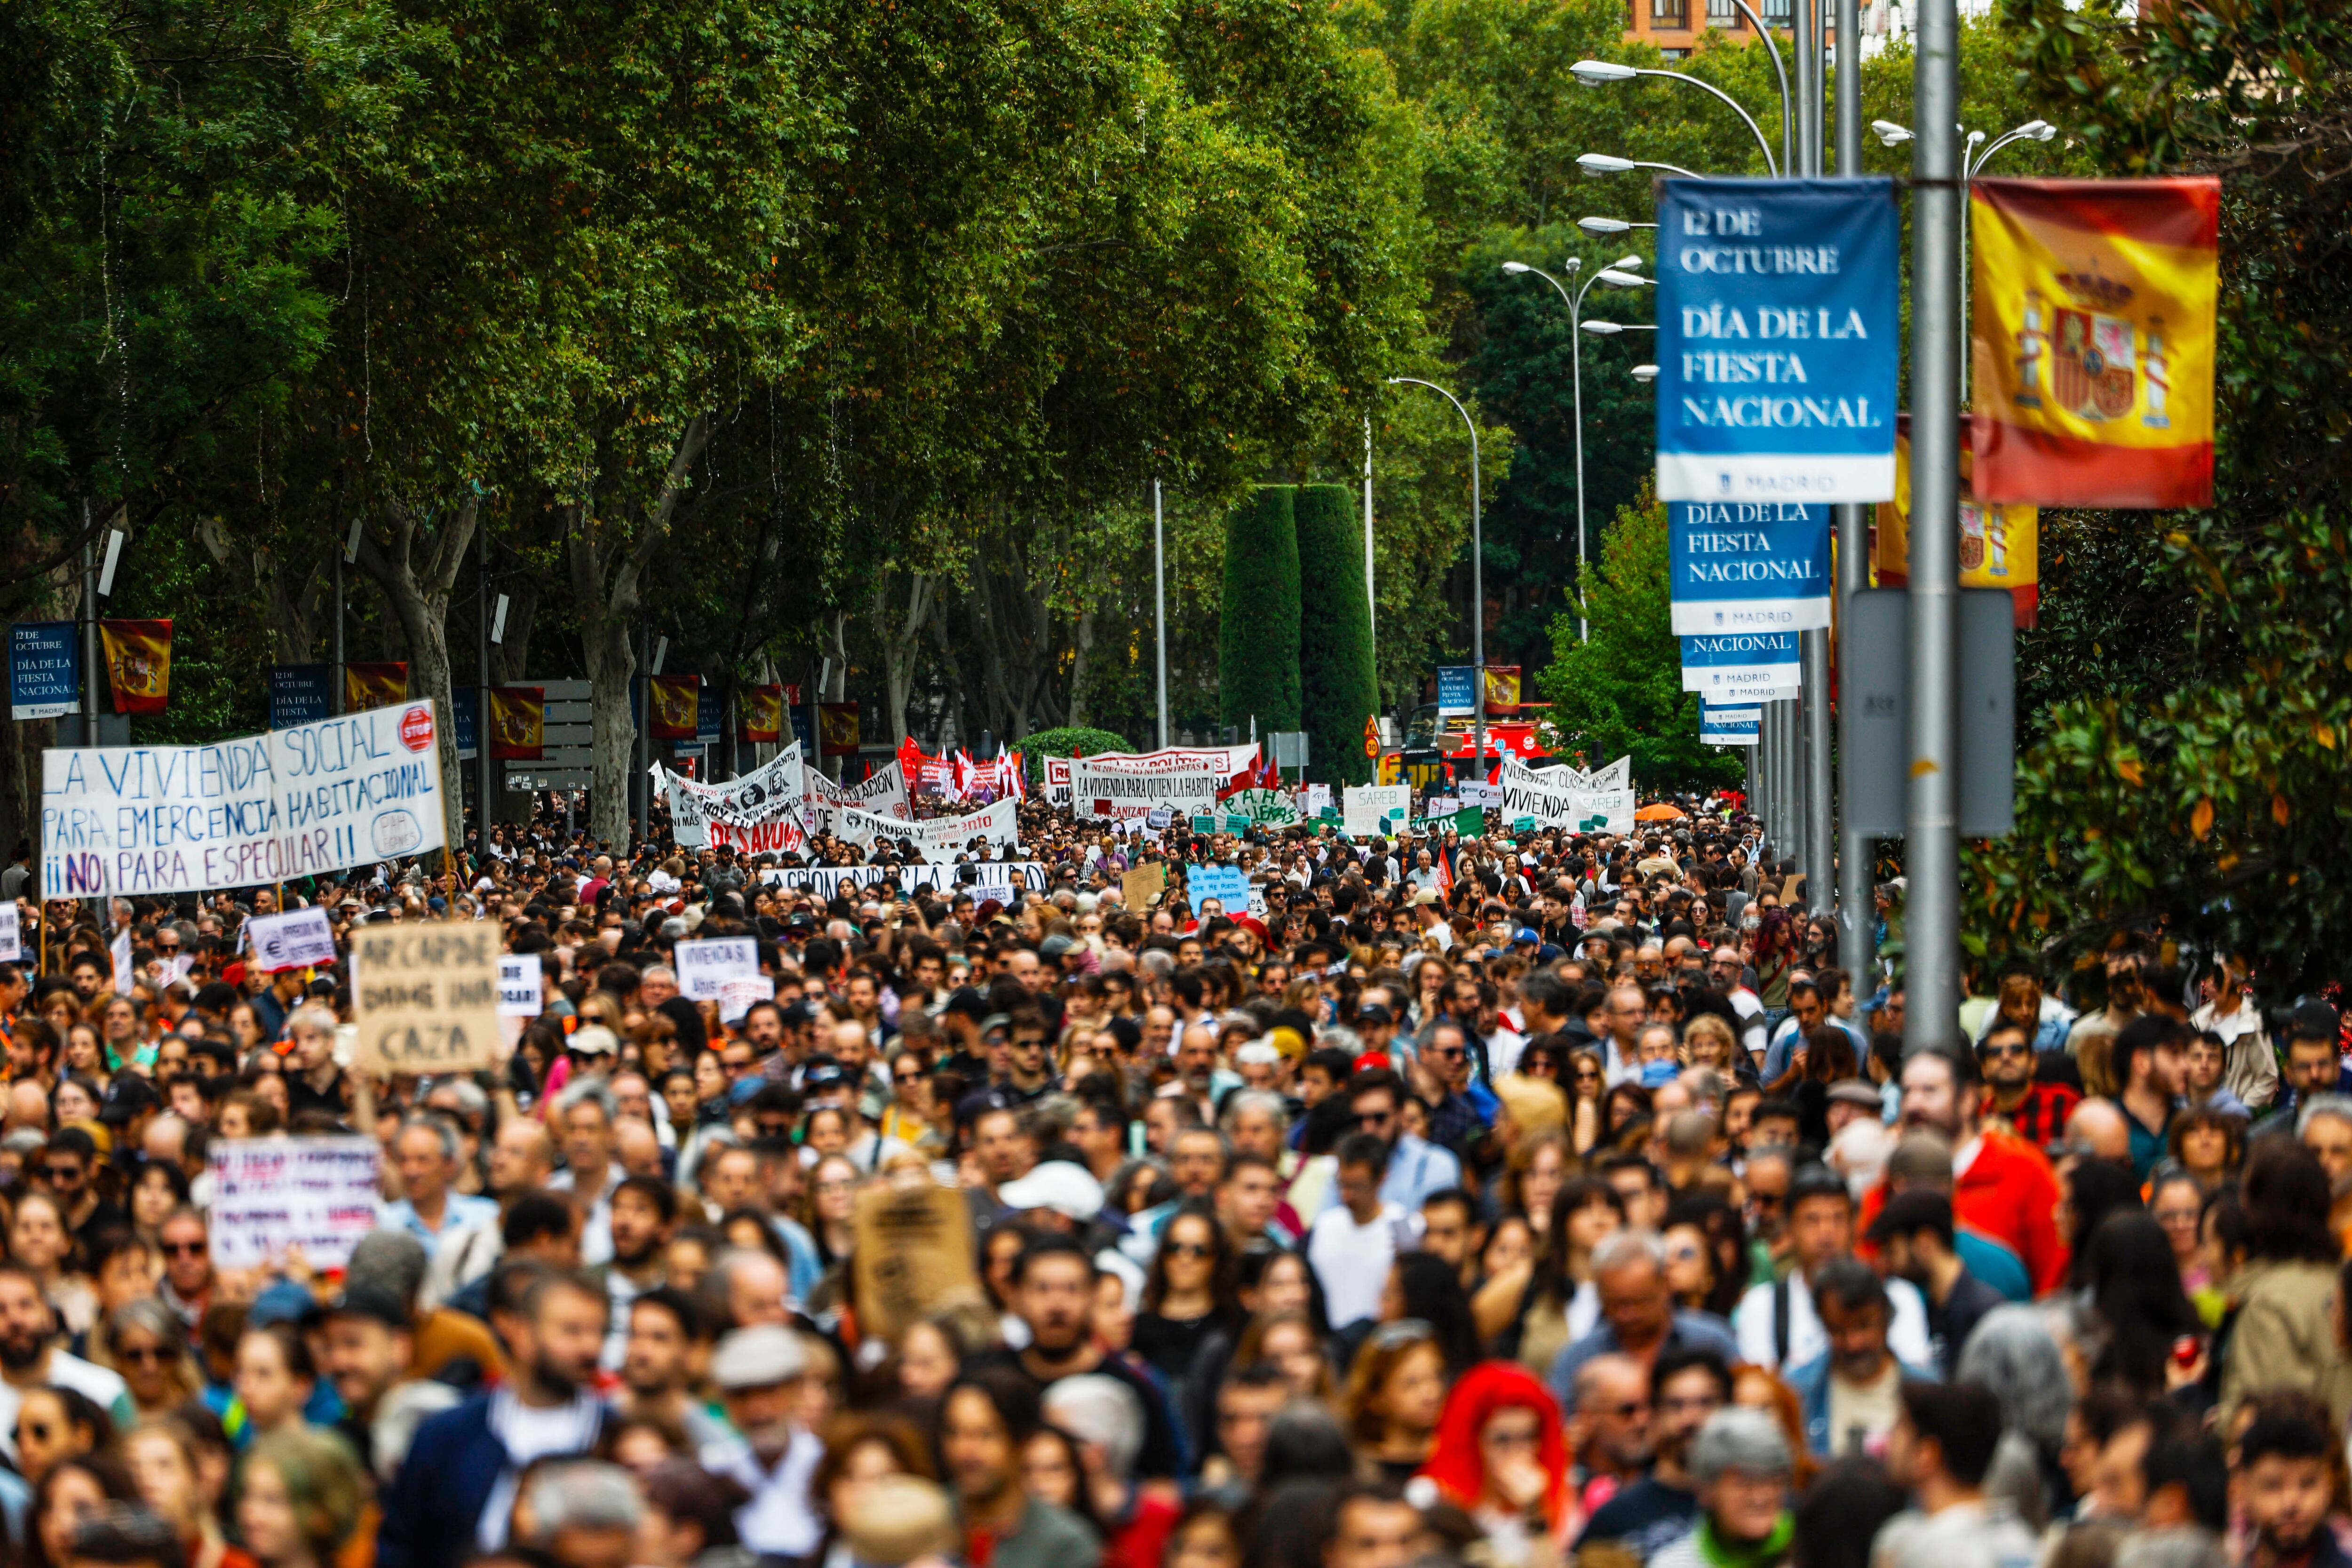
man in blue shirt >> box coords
[382,1116,498,1260]
[1551,1230,1739,1410]
[1322,1067,1461,1214]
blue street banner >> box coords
[1701,701,1763,746]
[1668,501,1832,633]
[268,665,334,731]
[1680,631,1803,697]
[9,622,80,721]
[452,686,479,761]
[1656,178,1899,504]
[1436,666,1477,717]
[697,685,723,746]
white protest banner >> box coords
[41,698,448,900]
[836,797,1019,863]
[1458,780,1502,810]
[248,907,338,973]
[673,937,759,1003]
[804,761,911,838]
[718,975,774,1026]
[1223,788,1300,825]
[497,955,544,1018]
[208,1137,382,1269]
[1072,760,1224,823]
[1424,796,1461,819]
[111,928,132,995]
[1501,756,1581,827]
[1049,746,1259,810]
[1569,787,1637,835]
[1589,756,1632,791]
[1304,784,1334,817]
[757,861,1049,899]
[661,742,805,850]
[350,922,501,1074]
[1342,784,1412,837]
[0,903,18,963]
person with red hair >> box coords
[1414,1362,1574,1565]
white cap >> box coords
[710,1324,809,1390]
[996,1160,1105,1222]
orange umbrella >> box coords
[1633,803,1686,821]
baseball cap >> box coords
[98,1075,158,1126]
[710,1324,810,1390]
[320,1284,410,1331]
[996,1160,1105,1222]
[570,1024,620,1057]
[1511,928,1542,945]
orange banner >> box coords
[819,701,861,757]
[738,684,783,743]
[1971,177,2218,508]
[489,687,544,761]
[344,662,408,713]
[100,620,172,714]
[649,675,699,740]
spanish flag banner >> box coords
[738,685,783,744]
[1971,177,2219,508]
[489,687,544,761]
[818,701,861,757]
[345,662,409,712]
[99,620,172,714]
[649,675,699,740]
[1483,667,1522,712]
[1875,417,2040,627]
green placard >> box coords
[1511,815,1539,832]
[1191,815,1217,834]
[1224,814,1252,834]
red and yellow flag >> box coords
[818,701,860,757]
[649,675,699,740]
[1875,418,2041,627]
[344,662,408,712]
[738,685,783,743]
[1971,177,2219,508]
[489,687,544,761]
[1483,667,1522,711]
[100,620,172,714]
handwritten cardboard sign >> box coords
[851,1177,984,1343]
[1120,862,1166,910]
[350,923,501,1074]
[209,1137,381,1269]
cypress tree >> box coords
[1217,486,1301,736]
[1294,483,1378,785]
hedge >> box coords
[1021,726,1135,782]
[1217,486,1301,735]
[1293,483,1378,786]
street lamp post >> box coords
[1502,258,1651,645]
[1388,377,1485,766]
[1570,60,1781,175]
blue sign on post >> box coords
[788,706,814,751]
[1436,666,1476,717]
[8,623,80,721]
[1680,631,1802,699]
[453,686,479,759]
[1655,178,1899,505]
[1701,700,1763,746]
[1667,502,1832,634]
[697,685,722,746]
[268,664,333,730]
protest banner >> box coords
[9,622,79,721]
[1121,862,1167,911]
[673,937,760,1003]
[660,743,805,850]
[834,797,1018,864]
[1656,178,1900,504]
[852,1177,984,1343]
[1071,758,1227,823]
[40,698,449,901]
[350,922,501,1074]
[1458,780,1502,810]
[1190,815,1216,835]
[1424,796,1460,819]
[1222,788,1298,825]
[1971,177,2218,508]
[497,955,544,1018]
[100,620,173,714]
[756,862,1049,899]
[208,1137,382,1270]
[0,904,18,963]
[803,760,911,837]
[1342,784,1411,837]
[1501,757,1578,826]
[1047,746,1260,809]
[248,907,338,973]
[1668,502,1833,634]
[1187,864,1252,914]
[1681,632,1804,697]
[718,975,774,1026]
[1571,788,1637,835]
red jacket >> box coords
[1864,1128,2068,1297]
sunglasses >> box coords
[1353,1111,1394,1127]
[163,1241,207,1258]
[1429,1047,1465,1061]
[1166,1241,1213,1259]
[1980,1042,2033,1059]
[42,1166,82,1183]
[119,1345,172,1364]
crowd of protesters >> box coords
[0,779,2343,1568]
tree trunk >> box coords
[579,605,637,849]
[491,577,540,685]
[872,572,936,747]
[355,496,479,864]
[1068,604,1096,728]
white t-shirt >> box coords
[1732,1270,1932,1371]
[1306,1202,1413,1329]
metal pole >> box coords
[1793,0,1816,178]
[1153,479,1168,750]
[1388,379,1483,759]
[1802,634,1832,911]
[80,516,100,748]
[1363,419,1376,669]
[333,544,345,717]
[1904,0,1963,1052]
[1834,0,1874,976]
[1571,284,1590,645]
[1732,0,1794,177]
[636,625,652,846]
[477,534,493,851]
